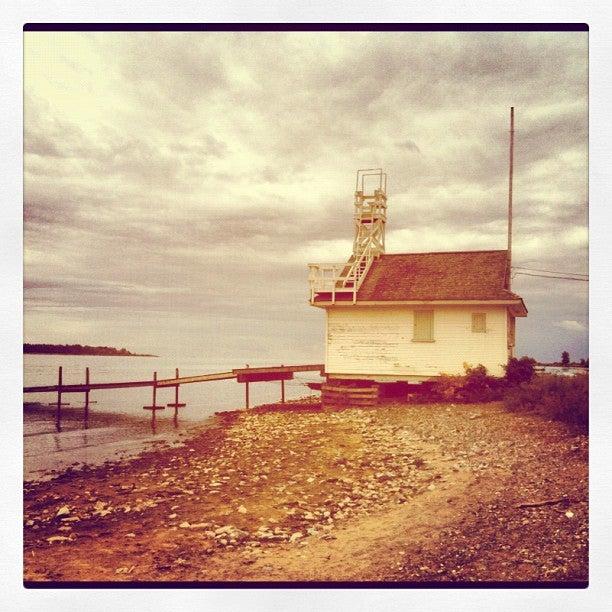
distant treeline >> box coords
[536,361,589,368]
[24,344,156,357]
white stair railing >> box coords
[308,237,377,304]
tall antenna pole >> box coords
[507,106,515,289]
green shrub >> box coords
[463,363,506,402]
[503,374,588,429]
[504,356,536,385]
[429,363,504,403]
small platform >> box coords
[232,364,324,383]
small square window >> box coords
[413,310,434,342]
[472,313,486,333]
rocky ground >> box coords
[23,399,588,584]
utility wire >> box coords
[513,265,588,277]
[512,271,589,281]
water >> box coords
[24,354,322,422]
[536,366,588,377]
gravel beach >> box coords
[23,399,588,584]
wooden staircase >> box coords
[321,380,380,408]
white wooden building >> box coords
[308,169,527,384]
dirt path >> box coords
[23,401,588,583]
[232,470,474,582]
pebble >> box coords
[46,535,71,543]
[320,533,337,541]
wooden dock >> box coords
[24,363,325,432]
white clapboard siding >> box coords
[326,305,508,378]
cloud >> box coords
[23,30,588,361]
[554,320,587,333]
[396,140,421,154]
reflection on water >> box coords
[23,422,191,481]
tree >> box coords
[561,351,570,367]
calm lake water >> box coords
[537,366,588,377]
[23,354,323,423]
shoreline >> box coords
[23,403,220,483]
[23,396,319,483]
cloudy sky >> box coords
[23,30,588,364]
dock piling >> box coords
[84,367,90,429]
[281,364,285,403]
[166,367,186,426]
[55,366,62,432]
[143,371,165,432]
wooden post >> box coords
[173,368,179,425]
[507,106,514,289]
[55,366,62,432]
[280,364,285,403]
[166,368,187,427]
[143,371,165,432]
[150,371,155,431]
[151,372,157,431]
[84,367,90,429]
[151,372,158,431]
[245,381,249,410]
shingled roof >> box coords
[314,250,526,307]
